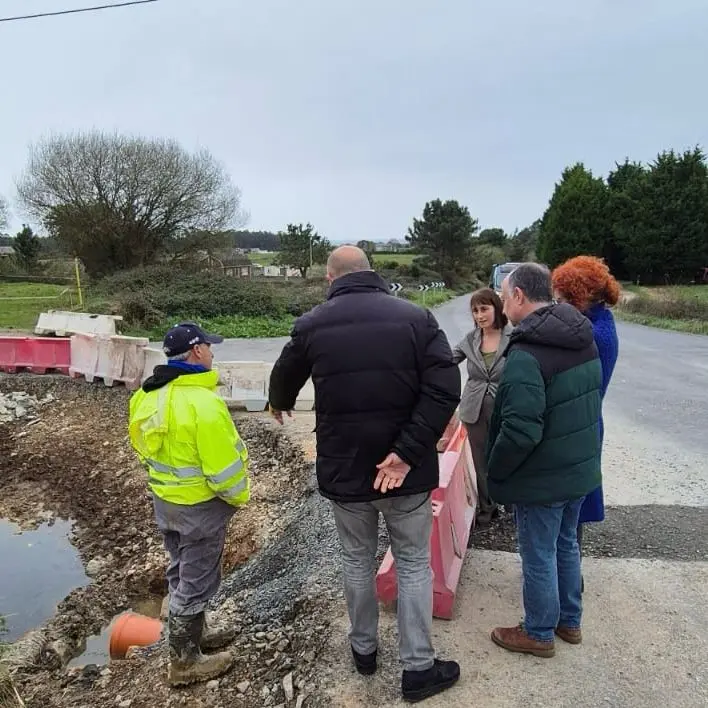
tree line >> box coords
[537,148,708,283]
[3,129,705,287]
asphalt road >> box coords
[433,296,708,458]
[212,295,708,509]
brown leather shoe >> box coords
[491,625,555,658]
[555,626,582,644]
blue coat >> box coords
[579,304,619,523]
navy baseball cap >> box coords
[162,321,224,357]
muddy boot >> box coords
[201,612,237,651]
[168,613,233,687]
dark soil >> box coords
[0,375,336,708]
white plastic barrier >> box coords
[294,378,315,411]
[35,311,123,337]
[216,361,315,412]
[69,333,148,389]
[216,361,271,412]
[141,347,167,381]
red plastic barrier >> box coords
[376,421,477,619]
[0,336,70,375]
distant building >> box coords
[373,239,406,253]
[0,246,14,257]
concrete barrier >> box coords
[0,336,71,374]
[376,421,475,619]
[35,311,123,337]
[69,334,149,389]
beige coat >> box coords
[452,324,513,425]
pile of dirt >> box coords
[0,376,341,708]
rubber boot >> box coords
[201,611,237,652]
[168,613,233,687]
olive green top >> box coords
[482,350,496,370]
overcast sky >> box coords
[1,0,706,242]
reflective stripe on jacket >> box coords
[128,369,250,506]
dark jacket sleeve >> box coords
[487,350,546,482]
[391,311,461,467]
[268,325,312,411]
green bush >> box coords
[621,290,708,321]
[94,265,327,326]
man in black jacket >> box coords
[269,246,461,703]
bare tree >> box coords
[16,131,246,277]
[0,195,8,232]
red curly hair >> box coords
[552,256,621,312]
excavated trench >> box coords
[0,375,341,708]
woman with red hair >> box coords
[552,256,620,590]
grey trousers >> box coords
[464,393,498,519]
[152,496,235,617]
[331,492,435,672]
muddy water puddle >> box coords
[69,596,165,667]
[0,518,87,642]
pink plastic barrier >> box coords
[0,336,71,375]
[376,421,477,619]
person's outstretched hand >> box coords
[374,452,411,493]
[269,405,292,425]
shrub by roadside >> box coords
[90,265,328,336]
[616,286,708,335]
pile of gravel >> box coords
[215,485,344,624]
[0,391,54,423]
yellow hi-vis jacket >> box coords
[128,370,250,506]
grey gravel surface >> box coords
[472,505,708,561]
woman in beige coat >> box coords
[453,288,513,525]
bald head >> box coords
[326,245,372,281]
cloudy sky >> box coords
[1,0,706,241]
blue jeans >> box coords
[515,498,585,642]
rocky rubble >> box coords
[0,390,54,423]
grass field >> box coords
[132,314,295,340]
[616,285,708,335]
[248,251,276,266]
[0,282,76,331]
[372,252,418,266]
[401,289,453,308]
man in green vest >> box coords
[129,322,250,686]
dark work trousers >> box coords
[464,393,498,521]
[152,496,235,617]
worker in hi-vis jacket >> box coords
[129,322,250,686]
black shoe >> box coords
[351,646,377,676]
[402,659,460,703]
